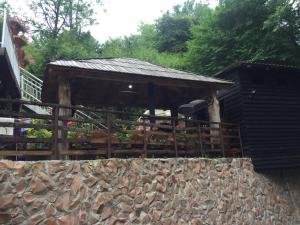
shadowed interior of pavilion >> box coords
[0,58,243,159]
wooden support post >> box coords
[208,90,221,124]
[148,83,155,124]
[208,90,221,152]
[57,76,71,159]
[106,112,112,158]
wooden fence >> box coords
[0,98,243,160]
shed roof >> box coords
[49,58,231,84]
[215,62,300,77]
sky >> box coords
[9,0,218,43]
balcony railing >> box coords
[0,10,20,87]
[0,98,243,160]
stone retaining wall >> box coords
[0,158,299,225]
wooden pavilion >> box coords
[38,58,242,158]
[42,58,231,122]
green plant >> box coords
[68,131,77,139]
[112,132,133,142]
[26,128,52,138]
[26,119,52,138]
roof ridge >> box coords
[58,58,210,78]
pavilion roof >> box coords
[49,58,231,85]
[42,58,232,108]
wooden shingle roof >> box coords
[42,58,232,107]
[49,58,231,85]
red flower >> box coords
[228,148,238,157]
[67,121,76,126]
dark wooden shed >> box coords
[216,62,300,170]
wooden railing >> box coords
[0,98,243,160]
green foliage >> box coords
[186,0,300,75]
[155,13,192,53]
[28,0,102,37]
[26,119,52,138]
[23,0,102,76]
[24,0,300,78]
[100,1,213,71]
[112,132,133,142]
[101,36,186,70]
[27,128,52,138]
[25,30,101,76]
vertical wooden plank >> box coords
[143,117,148,158]
[106,112,112,158]
[148,83,155,124]
[52,106,59,160]
[219,123,225,157]
[172,118,178,157]
[171,107,178,125]
[238,126,244,157]
[197,124,204,157]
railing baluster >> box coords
[52,106,59,159]
[143,117,148,158]
[219,123,225,157]
[172,118,178,157]
[106,112,112,158]
[197,124,204,157]
[238,126,244,157]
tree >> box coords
[100,35,186,70]
[24,30,101,76]
[100,0,212,69]
[155,12,192,53]
[29,0,101,37]
[23,0,103,76]
[155,1,212,54]
[187,0,300,75]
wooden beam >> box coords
[0,151,52,157]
